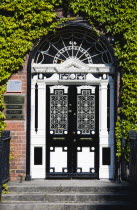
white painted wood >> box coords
[30,81,46,178]
[31,145,45,179]
[50,147,67,172]
[30,66,115,179]
[99,79,108,138]
[50,85,68,93]
[99,144,114,179]
[99,79,115,179]
[77,147,94,172]
[32,61,114,74]
[77,85,96,94]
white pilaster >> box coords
[99,79,109,179]
[30,79,46,179]
[99,77,115,179]
[99,79,108,138]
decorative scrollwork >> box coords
[77,87,95,134]
[59,73,86,80]
[34,29,113,65]
[50,87,68,135]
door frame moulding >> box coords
[30,64,115,179]
[26,22,116,181]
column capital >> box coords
[100,79,108,88]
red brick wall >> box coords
[4,55,28,180]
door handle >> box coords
[74,139,76,142]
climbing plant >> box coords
[0,0,137,159]
[0,0,67,132]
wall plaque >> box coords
[4,95,24,104]
[6,115,24,120]
[7,80,22,92]
[6,110,22,114]
[4,95,24,120]
[6,105,22,109]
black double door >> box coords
[46,85,99,178]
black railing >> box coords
[129,130,137,184]
[128,130,137,204]
[0,131,11,198]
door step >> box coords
[0,180,135,210]
[2,192,128,202]
[0,202,134,210]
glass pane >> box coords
[50,87,68,135]
[102,148,111,165]
[77,86,95,134]
[34,147,42,165]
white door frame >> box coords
[30,61,115,179]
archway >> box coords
[27,22,116,179]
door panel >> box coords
[46,85,99,178]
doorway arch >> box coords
[26,22,116,180]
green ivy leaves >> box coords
[0,0,137,160]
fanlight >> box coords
[34,28,113,65]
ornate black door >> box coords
[46,85,99,179]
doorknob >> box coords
[74,113,76,116]
[74,139,76,142]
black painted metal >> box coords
[35,83,38,133]
[46,85,99,179]
[27,20,117,180]
[129,130,137,184]
[25,53,32,181]
[0,131,11,197]
[114,131,137,183]
[34,20,116,66]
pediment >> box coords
[55,58,91,73]
[32,58,113,74]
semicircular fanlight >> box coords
[34,28,113,65]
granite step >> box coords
[2,192,128,202]
[0,180,135,210]
[0,201,135,210]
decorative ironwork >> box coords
[0,131,11,187]
[77,86,95,134]
[50,86,68,134]
[34,29,113,65]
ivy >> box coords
[0,0,66,133]
[0,0,137,160]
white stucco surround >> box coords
[30,59,115,179]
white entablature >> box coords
[32,58,114,74]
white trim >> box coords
[77,85,96,94]
[50,85,68,94]
[30,65,115,179]
[32,59,114,74]
[30,81,46,179]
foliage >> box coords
[0,0,66,133]
[0,0,137,159]
[2,183,9,194]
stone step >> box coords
[2,192,128,202]
[7,185,129,193]
[0,201,135,210]
[1,180,133,210]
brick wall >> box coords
[4,55,28,180]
